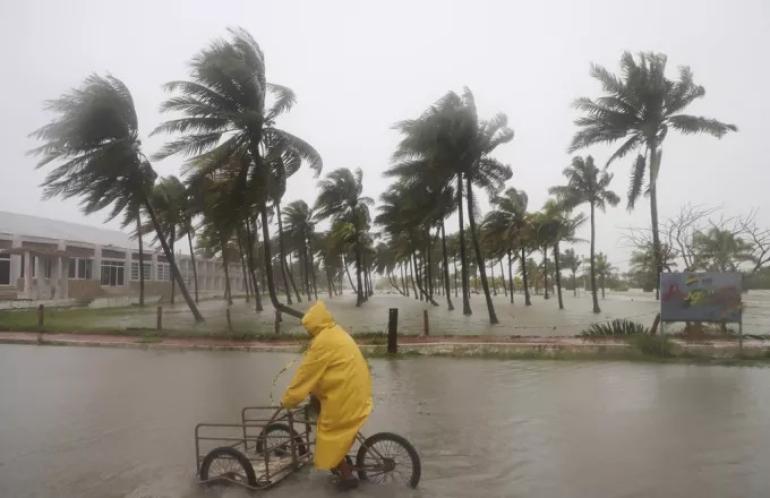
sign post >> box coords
[660,272,743,336]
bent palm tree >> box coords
[315,168,372,306]
[154,28,318,319]
[570,52,737,295]
[30,74,204,321]
[550,156,619,313]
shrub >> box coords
[580,319,649,337]
[631,334,674,358]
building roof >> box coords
[0,211,134,249]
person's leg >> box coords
[336,456,354,480]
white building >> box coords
[0,211,243,302]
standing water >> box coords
[1,345,770,497]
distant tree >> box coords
[561,248,582,296]
[550,155,619,313]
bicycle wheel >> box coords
[255,423,308,457]
[199,446,257,487]
[355,432,421,488]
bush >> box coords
[580,319,649,337]
[630,334,674,358]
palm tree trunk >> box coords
[453,256,458,297]
[542,248,549,300]
[466,175,499,324]
[590,201,601,314]
[244,218,263,312]
[187,229,199,303]
[507,250,514,304]
[221,235,233,306]
[325,263,334,299]
[136,213,145,307]
[497,258,508,297]
[236,229,250,302]
[490,261,497,296]
[302,244,312,301]
[572,270,577,297]
[274,202,293,305]
[412,252,438,305]
[440,221,455,311]
[408,255,419,299]
[170,226,176,304]
[258,203,302,319]
[401,262,409,297]
[141,195,203,322]
[649,143,663,301]
[287,252,302,303]
[521,247,531,306]
[354,228,365,306]
[343,255,356,294]
[425,234,434,301]
[456,174,472,315]
[554,242,564,310]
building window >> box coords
[0,255,9,285]
[42,258,53,279]
[101,260,125,286]
[68,258,93,280]
[130,262,151,281]
[156,262,171,282]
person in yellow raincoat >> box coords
[281,301,372,489]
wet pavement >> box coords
[2,345,770,497]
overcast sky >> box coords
[1,0,767,271]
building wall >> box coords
[0,225,243,303]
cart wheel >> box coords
[355,432,421,488]
[200,446,257,487]
[255,423,308,457]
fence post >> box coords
[423,309,429,337]
[37,304,45,330]
[226,307,233,332]
[157,306,163,331]
[387,308,398,354]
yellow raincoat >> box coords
[281,301,373,470]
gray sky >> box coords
[1,0,768,271]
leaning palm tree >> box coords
[148,176,186,304]
[539,200,586,310]
[570,52,737,294]
[484,187,531,305]
[393,89,512,323]
[30,74,204,321]
[315,168,372,306]
[153,28,315,319]
[550,156,619,313]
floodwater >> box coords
[2,346,770,497]
[68,289,770,336]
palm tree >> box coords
[570,52,737,294]
[484,187,532,305]
[315,168,372,306]
[561,248,582,297]
[30,74,204,321]
[283,200,318,301]
[148,176,187,304]
[693,228,753,272]
[392,89,512,324]
[550,156,619,313]
[593,253,616,299]
[154,28,316,320]
[536,200,586,310]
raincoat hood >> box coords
[302,301,335,337]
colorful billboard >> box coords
[660,272,742,323]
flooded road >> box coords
[2,345,770,497]
[62,289,770,336]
